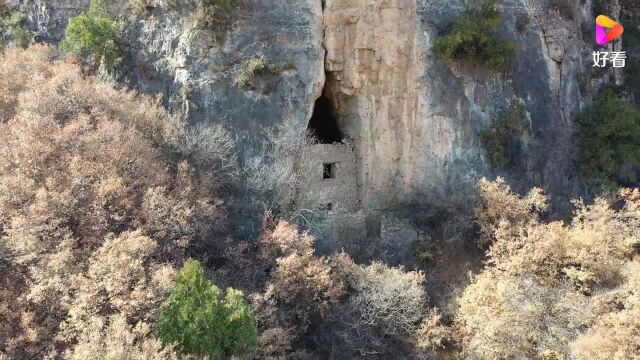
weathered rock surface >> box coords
[10,0,618,222]
[15,0,89,42]
[324,0,591,214]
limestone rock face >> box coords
[20,0,89,42]
[323,0,424,211]
[117,0,326,162]
[14,0,603,215]
[324,0,591,212]
[12,0,325,160]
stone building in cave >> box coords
[297,93,420,262]
[296,95,359,213]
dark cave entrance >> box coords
[308,96,343,144]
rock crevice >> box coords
[13,0,600,218]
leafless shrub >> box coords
[456,179,640,359]
[259,220,345,329]
[0,46,229,358]
[181,123,238,190]
[349,262,427,336]
[416,309,450,351]
[259,218,314,261]
[475,177,547,247]
[244,124,326,224]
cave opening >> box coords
[308,95,343,144]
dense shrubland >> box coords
[0,45,443,360]
[0,45,232,359]
[456,178,640,359]
[250,218,437,358]
[2,41,640,359]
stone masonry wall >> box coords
[296,142,359,212]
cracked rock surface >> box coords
[12,0,616,213]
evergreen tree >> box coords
[434,0,516,71]
[156,259,258,359]
[577,89,640,187]
[61,0,122,69]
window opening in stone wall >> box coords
[321,203,333,211]
[323,163,336,179]
[308,96,343,144]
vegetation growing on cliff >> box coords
[0,11,34,49]
[196,0,243,42]
[434,0,516,71]
[61,0,123,70]
[479,101,528,169]
[576,89,640,187]
[233,56,268,88]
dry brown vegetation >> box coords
[0,45,228,359]
[0,46,441,360]
[454,179,640,359]
[2,46,639,360]
[249,218,435,358]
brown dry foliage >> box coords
[259,217,315,261]
[255,219,436,358]
[251,327,313,360]
[0,46,228,358]
[415,309,449,351]
[475,177,547,247]
[349,262,427,336]
[456,179,640,359]
[260,220,346,328]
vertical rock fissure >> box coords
[308,0,346,144]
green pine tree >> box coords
[156,259,258,359]
[60,0,122,70]
[577,89,640,187]
[434,0,516,71]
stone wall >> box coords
[314,211,423,264]
[381,215,418,246]
[314,210,368,257]
[296,142,359,212]
[378,215,419,264]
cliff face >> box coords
[12,0,607,214]
[7,0,89,42]
[323,0,591,212]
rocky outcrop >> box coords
[11,0,325,160]
[118,0,326,162]
[13,0,605,220]
[323,0,424,211]
[17,0,89,42]
[324,0,592,213]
